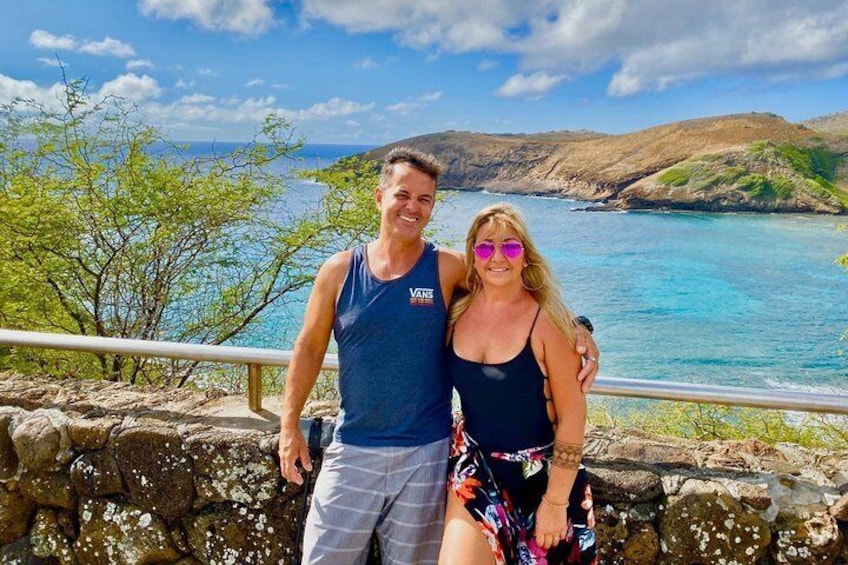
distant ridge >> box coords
[801,111,848,136]
[365,112,848,214]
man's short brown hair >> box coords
[380,147,444,188]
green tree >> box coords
[0,78,380,385]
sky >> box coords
[2,0,848,144]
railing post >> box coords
[248,363,262,412]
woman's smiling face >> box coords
[473,222,525,290]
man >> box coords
[279,147,599,564]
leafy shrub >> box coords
[0,77,380,385]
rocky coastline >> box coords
[366,113,848,215]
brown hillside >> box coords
[802,111,848,136]
[366,113,848,213]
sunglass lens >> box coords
[474,243,495,259]
[502,241,523,259]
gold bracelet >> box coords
[541,495,569,509]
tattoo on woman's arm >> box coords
[551,441,582,470]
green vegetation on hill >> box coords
[655,142,847,209]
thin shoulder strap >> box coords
[527,306,542,340]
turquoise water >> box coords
[183,143,848,394]
[431,192,848,394]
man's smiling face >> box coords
[376,162,436,241]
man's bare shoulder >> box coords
[437,246,465,268]
[437,247,467,289]
[317,250,353,288]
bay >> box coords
[184,142,848,395]
[432,192,848,394]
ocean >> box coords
[186,142,848,395]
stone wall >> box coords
[0,373,846,564]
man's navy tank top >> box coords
[333,242,451,446]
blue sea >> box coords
[184,142,848,395]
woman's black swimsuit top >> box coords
[447,307,554,452]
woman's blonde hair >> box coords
[449,202,576,343]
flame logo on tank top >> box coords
[409,287,434,306]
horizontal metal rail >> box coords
[1,328,846,415]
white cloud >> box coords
[138,0,275,35]
[198,68,217,77]
[0,73,374,141]
[0,74,62,105]
[179,93,216,104]
[496,71,565,98]
[78,37,136,58]
[385,91,442,115]
[29,30,76,50]
[294,97,375,121]
[143,95,373,127]
[301,0,848,95]
[37,57,64,68]
[30,29,136,58]
[246,78,264,87]
[386,102,415,114]
[301,0,522,52]
[98,73,162,101]
[126,59,154,70]
[356,56,379,69]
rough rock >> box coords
[658,479,771,564]
[182,498,299,565]
[19,470,76,509]
[724,480,773,511]
[0,486,37,544]
[184,428,279,509]
[594,504,660,565]
[11,412,72,471]
[0,535,54,565]
[69,449,125,497]
[588,464,663,504]
[0,412,18,479]
[622,521,660,565]
[30,508,75,565]
[830,492,848,521]
[113,425,194,521]
[67,418,119,450]
[705,438,793,473]
[73,498,180,565]
[770,511,844,564]
[2,373,847,563]
[601,437,698,469]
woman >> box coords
[439,203,597,565]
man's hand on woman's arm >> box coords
[573,320,599,393]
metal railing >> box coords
[1,328,846,415]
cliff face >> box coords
[367,113,848,214]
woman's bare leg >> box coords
[438,492,496,565]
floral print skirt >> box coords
[447,419,597,565]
